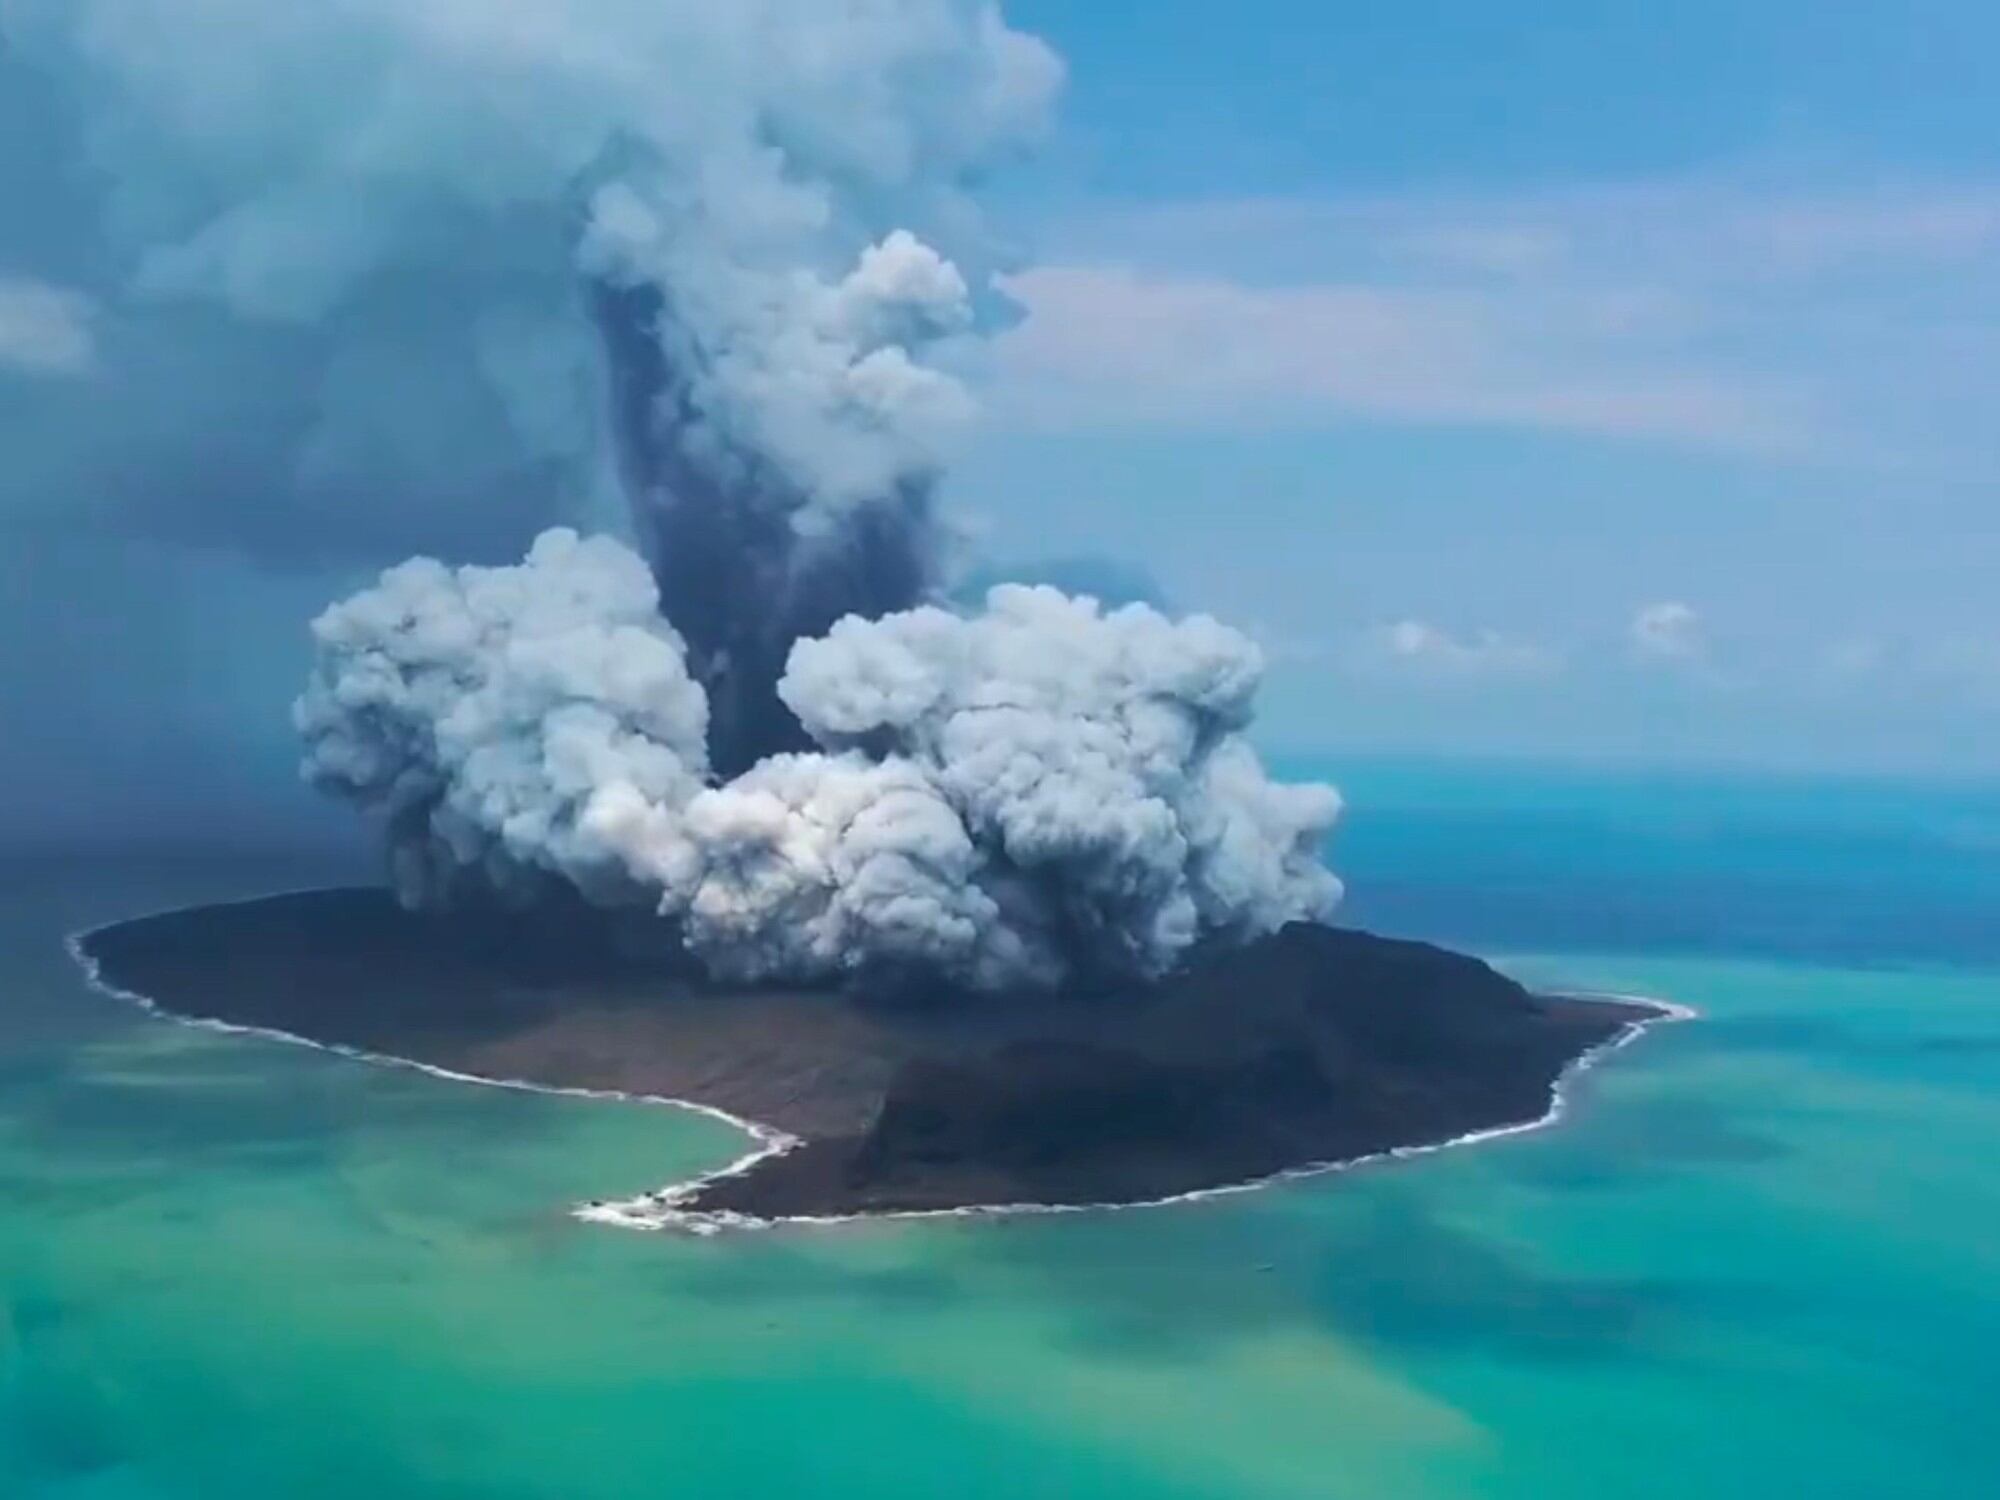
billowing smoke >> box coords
[294,529,710,909]
[672,752,1046,992]
[0,0,1057,602]
[771,587,1343,982]
[589,227,975,772]
[300,535,1342,992]
[9,0,1344,993]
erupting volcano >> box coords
[25,0,1677,1228]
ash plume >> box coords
[1,0,1056,569]
[589,242,957,774]
[8,0,1345,993]
[301,539,1342,992]
[294,530,710,910]
[767,586,1343,985]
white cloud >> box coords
[0,278,97,377]
[1038,176,2000,288]
[994,173,2000,467]
[1631,601,1705,662]
[1809,632,2000,706]
[995,265,1797,450]
[1350,619,1562,682]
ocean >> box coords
[2,761,1996,1498]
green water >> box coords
[3,856,1996,1498]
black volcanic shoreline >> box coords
[72,889,1673,1225]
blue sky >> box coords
[1009,2,1995,193]
[0,0,1994,849]
[955,1,2000,770]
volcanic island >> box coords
[74,889,1674,1228]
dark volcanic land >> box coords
[75,890,1668,1222]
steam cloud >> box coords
[10,0,1344,992]
[301,536,1341,990]
[293,529,711,909]
[1,0,1055,574]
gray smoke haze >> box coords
[5,0,1344,990]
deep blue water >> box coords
[1314,757,2000,966]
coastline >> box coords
[65,892,1693,1236]
[577,988,1693,1236]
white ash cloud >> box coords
[300,538,1343,991]
[778,586,1343,982]
[582,214,978,518]
[10,4,1344,990]
[294,529,710,908]
[0,0,1058,587]
[672,753,1052,992]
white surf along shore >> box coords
[65,893,1696,1238]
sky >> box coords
[965,0,2000,771]
[2,2,1996,851]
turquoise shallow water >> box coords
[4,769,1999,1498]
